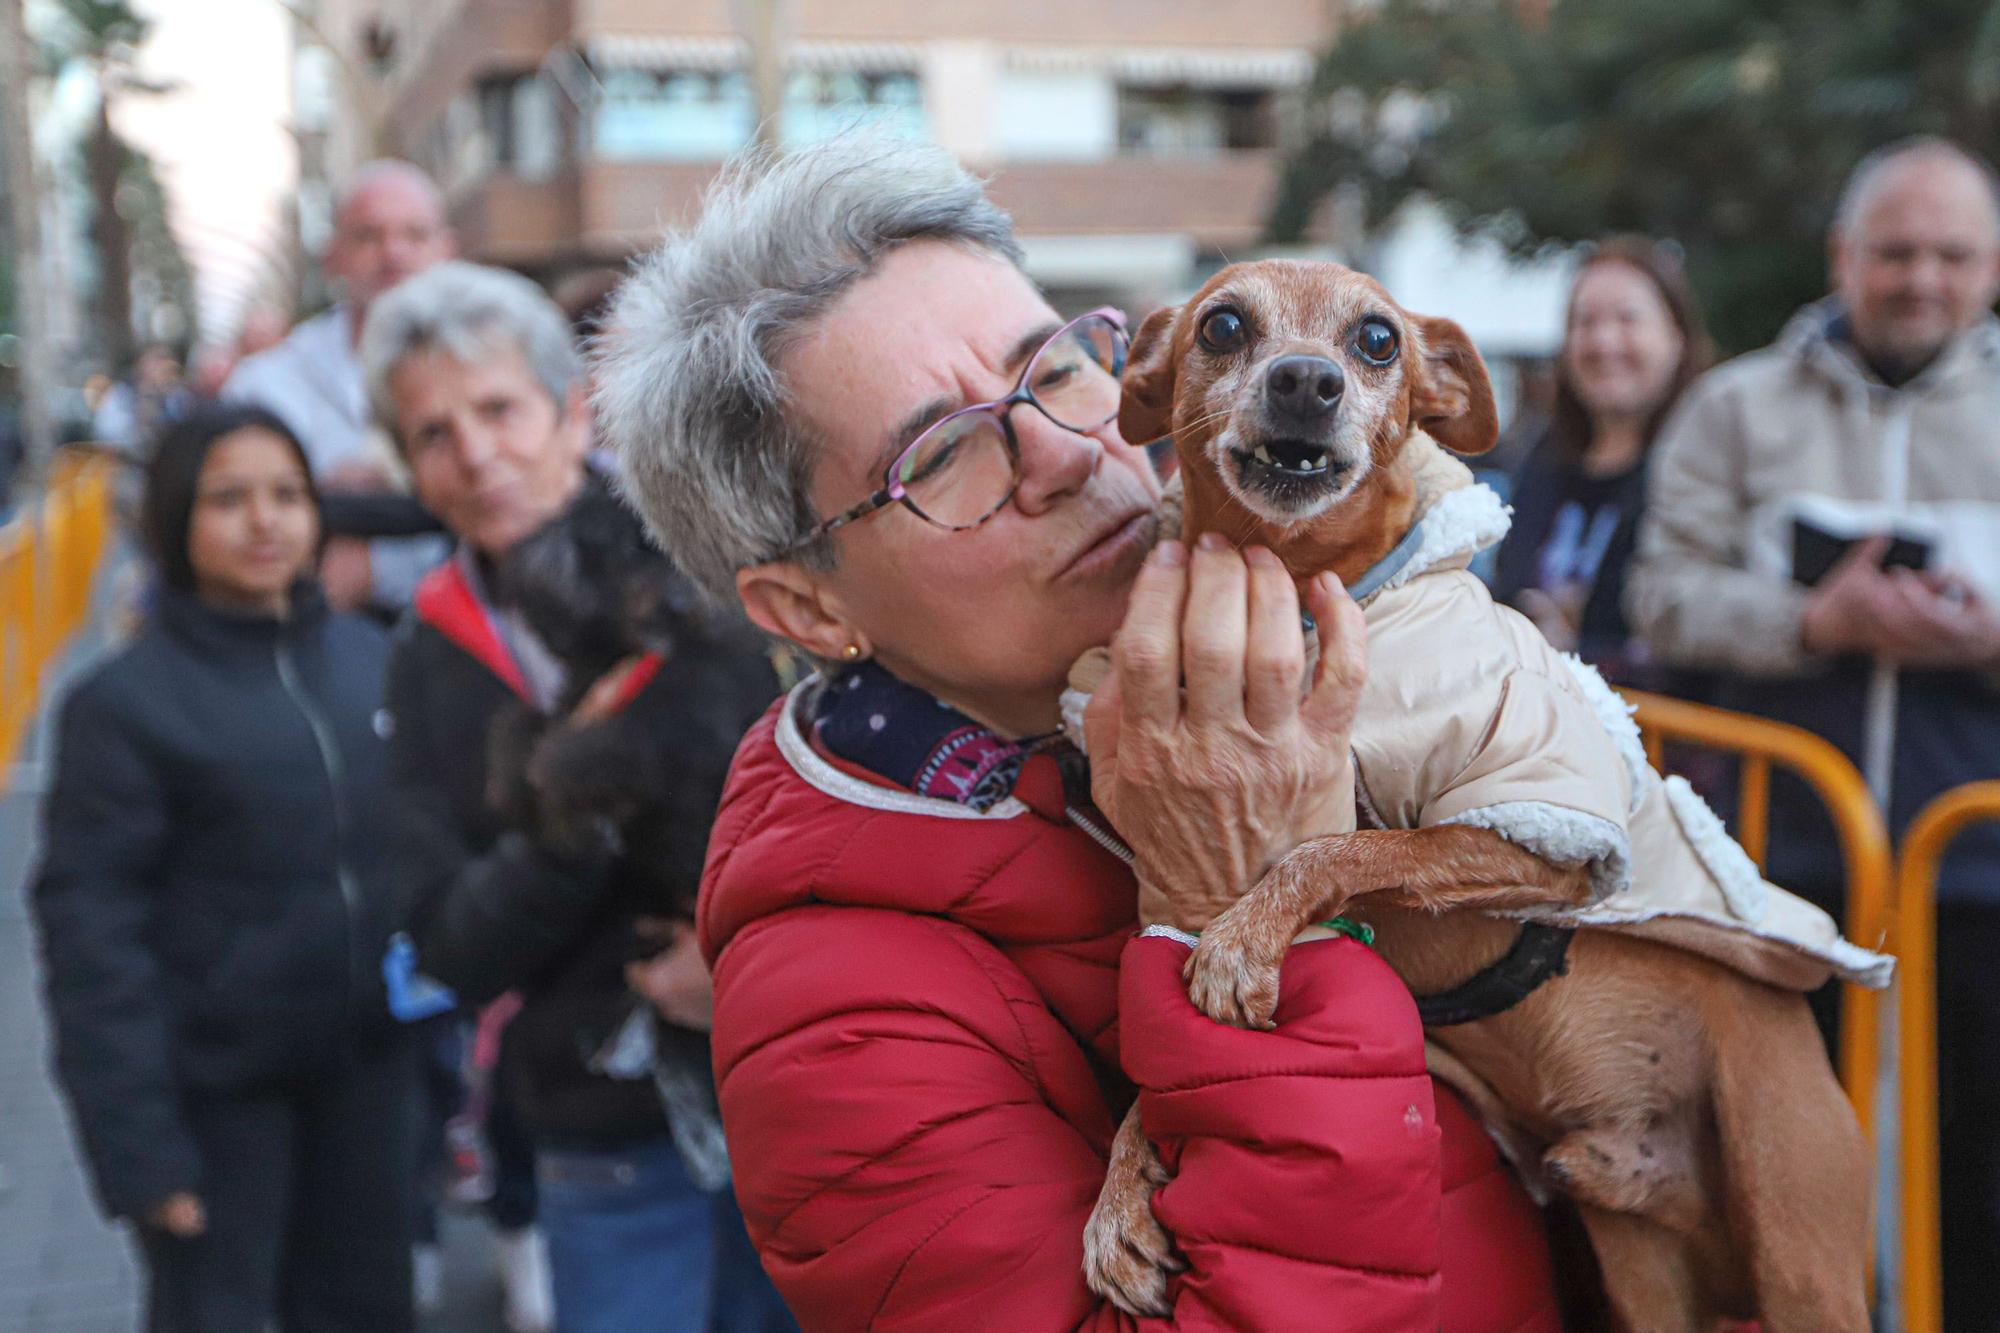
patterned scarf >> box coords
[812,660,1054,812]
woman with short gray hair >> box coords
[362,260,583,451]
[594,134,1559,1329]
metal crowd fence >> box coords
[0,450,112,796]
[1894,780,2000,1333]
[1620,687,1894,1130]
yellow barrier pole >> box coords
[0,454,118,795]
[1895,781,2000,1333]
[0,524,35,773]
[1621,689,1894,1138]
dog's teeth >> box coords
[1254,445,1277,466]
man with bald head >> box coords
[227,160,457,611]
[1630,136,2000,1324]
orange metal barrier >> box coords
[1895,781,2000,1333]
[0,453,114,794]
[1619,689,1894,1138]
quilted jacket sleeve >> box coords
[710,906,1442,1332]
[31,677,201,1220]
[1627,374,1815,677]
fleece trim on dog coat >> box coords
[1351,436,1893,993]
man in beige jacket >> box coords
[1627,135,2000,1327]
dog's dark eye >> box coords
[1196,306,1247,354]
[1355,318,1399,366]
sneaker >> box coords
[494,1226,554,1333]
[412,1241,445,1315]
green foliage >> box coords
[49,0,149,58]
[1271,0,2000,353]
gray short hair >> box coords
[591,131,1024,604]
[361,261,581,446]
[1832,135,2000,240]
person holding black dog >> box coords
[361,260,794,1333]
[33,403,415,1332]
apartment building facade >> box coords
[329,0,1342,310]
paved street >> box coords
[0,550,506,1332]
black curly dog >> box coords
[484,473,782,925]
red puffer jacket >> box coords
[700,693,1562,1332]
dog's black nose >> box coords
[1265,355,1345,422]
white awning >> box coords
[1005,45,1313,89]
[587,34,923,75]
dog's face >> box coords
[1119,260,1498,526]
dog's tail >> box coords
[1707,980,1871,1333]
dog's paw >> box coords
[1082,1176,1180,1316]
[1183,904,1285,1029]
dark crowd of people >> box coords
[23,128,2000,1330]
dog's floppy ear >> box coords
[1117,304,1181,447]
[1409,314,1499,456]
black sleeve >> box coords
[384,634,618,1006]
[30,680,201,1221]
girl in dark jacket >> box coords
[33,403,414,1333]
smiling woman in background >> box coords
[32,404,414,1333]
[1492,237,1713,684]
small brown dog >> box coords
[1077,260,1884,1331]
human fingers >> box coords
[1180,533,1250,726]
[1830,535,1892,586]
[151,1192,206,1239]
[1301,573,1368,740]
[1242,547,1306,735]
[1083,670,1123,771]
[1110,540,1189,729]
[1915,568,1980,606]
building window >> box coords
[994,70,1116,161]
[477,73,564,181]
[588,66,923,160]
[1115,86,1276,155]
[593,69,754,161]
[781,70,924,145]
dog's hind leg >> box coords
[1707,984,1870,1333]
[1572,1206,1706,1333]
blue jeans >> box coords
[537,1138,796,1333]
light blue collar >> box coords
[1345,513,1429,603]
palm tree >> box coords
[50,0,171,374]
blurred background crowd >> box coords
[5,0,2000,1330]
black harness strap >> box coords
[1413,923,1575,1028]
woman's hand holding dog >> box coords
[1085,533,1366,933]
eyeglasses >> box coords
[774,308,1128,557]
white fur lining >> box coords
[1660,775,1770,924]
[772,680,1031,822]
[1440,800,1631,903]
[1361,483,1513,603]
[1822,936,1898,989]
[1558,653,1651,813]
[1059,687,1092,755]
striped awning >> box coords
[585,35,1310,87]
[1005,44,1313,89]
[587,34,922,75]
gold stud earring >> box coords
[842,643,863,661]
